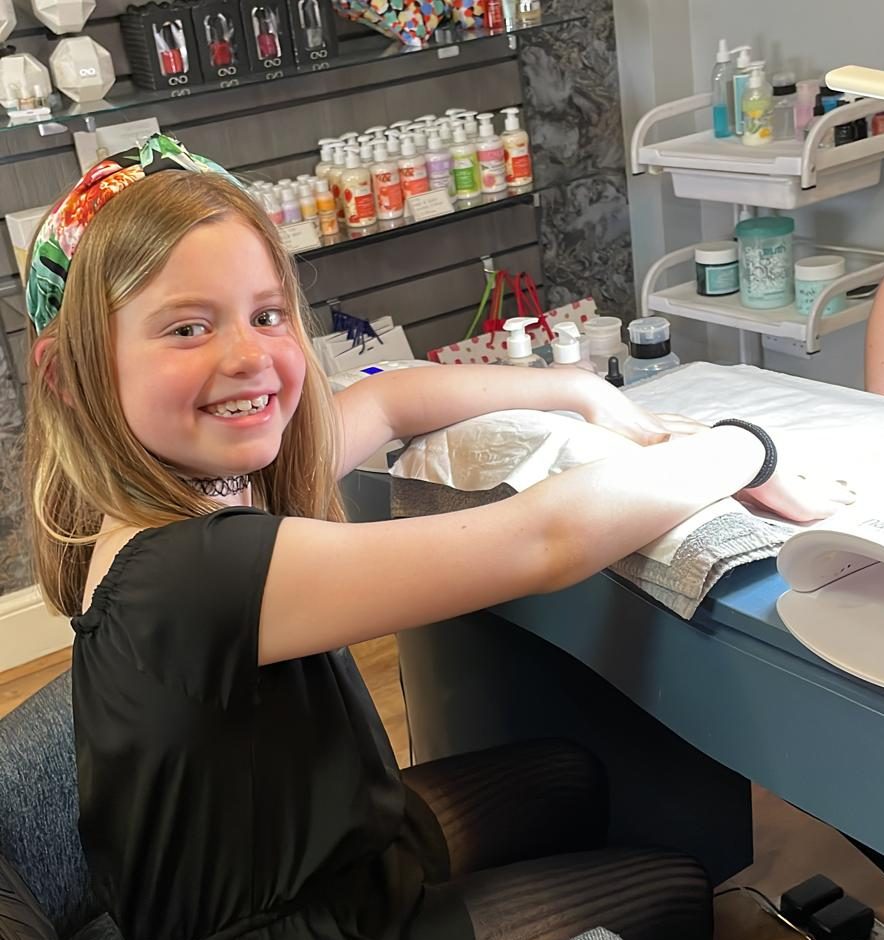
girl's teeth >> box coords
[208,394,270,417]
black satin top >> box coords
[71,507,472,940]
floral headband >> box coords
[26,133,243,335]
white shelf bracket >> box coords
[629,92,712,176]
[640,244,696,316]
[804,261,884,355]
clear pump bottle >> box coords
[623,317,680,385]
[711,39,736,138]
[499,317,547,368]
[742,62,774,146]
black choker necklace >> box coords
[183,475,250,497]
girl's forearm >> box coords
[369,364,591,439]
[522,426,766,594]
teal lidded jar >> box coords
[735,216,795,309]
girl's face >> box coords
[113,217,306,480]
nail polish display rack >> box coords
[0,13,580,135]
[631,92,884,357]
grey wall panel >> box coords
[0,237,18,281]
[0,149,79,216]
[300,204,537,304]
[312,244,542,327]
[9,329,26,386]
[1,291,26,332]
[404,307,476,358]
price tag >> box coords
[278,219,321,253]
[407,189,455,222]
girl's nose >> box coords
[222,331,272,375]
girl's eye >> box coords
[254,308,285,327]
[172,323,208,337]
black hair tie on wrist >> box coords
[712,419,778,489]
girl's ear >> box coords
[33,336,72,405]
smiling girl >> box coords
[24,135,850,940]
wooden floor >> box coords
[3,638,883,938]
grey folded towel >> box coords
[390,478,792,620]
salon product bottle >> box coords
[262,189,284,225]
[485,0,504,30]
[425,134,455,197]
[605,357,624,388]
[408,124,429,154]
[384,129,401,158]
[795,79,818,138]
[341,149,377,228]
[623,317,680,385]
[450,126,481,199]
[398,137,430,202]
[298,181,318,220]
[501,108,534,188]
[476,113,508,194]
[710,39,735,138]
[314,178,340,235]
[499,317,547,368]
[370,143,405,220]
[515,0,541,28]
[327,146,348,222]
[314,144,337,181]
[279,186,302,223]
[550,323,595,372]
[462,111,480,141]
[731,45,752,135]
[741,63,773,146]
[809,95,835,148]
[585,316,627,375]
[253,6,280,59]
[772,72,797,141]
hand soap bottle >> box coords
[499,317,547,368]
[550,323,596,372]
[623,317,680,385]
[742,62,774,146]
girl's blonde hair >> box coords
[25,171,345,617]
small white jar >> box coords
[794,255,846,317]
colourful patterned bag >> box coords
[331,0,484,46]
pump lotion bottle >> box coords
[500,108,533,189]
[499,317,547,368]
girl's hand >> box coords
[578,374,672,445]
[739,472,856,523]
[654,413,709,439]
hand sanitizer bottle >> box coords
[550,322,596,371]
[742,62,774,146]
[499,317,547,368]
[623,317,680,385]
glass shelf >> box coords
[300,184,536,262]
[0,13,580,134]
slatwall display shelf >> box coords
[0,13,580,136]
[630,93,884,210]
[641,243,884,355]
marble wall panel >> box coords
[519,0,634,317]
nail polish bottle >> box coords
[205,12,234,66]
[252,6,280,58]
[156,21,185,75]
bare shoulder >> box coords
[82,519,146,614]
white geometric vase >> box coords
[50,36,114,102]
[0,54,51,111]
[31,0,95,34]
[0,0,16,43]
